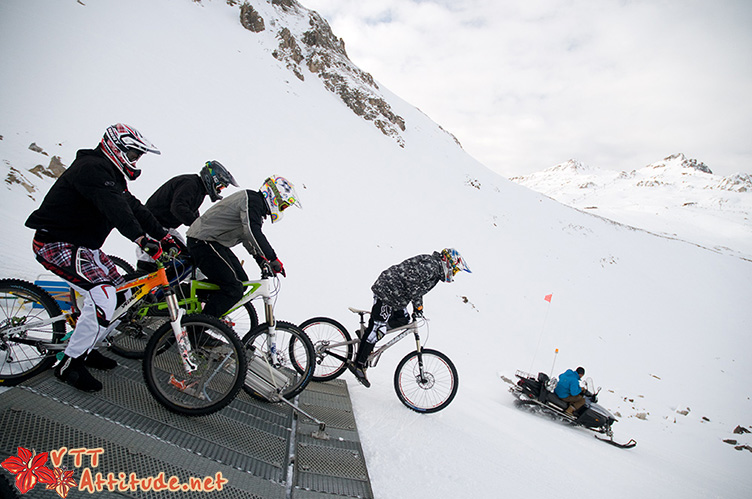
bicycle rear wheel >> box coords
[222,302,259,339]
[394,348,459,413]
[298,317,352,381]
[242,321,314,402]
[142,314,246,416]
[0,279,66,385]
[107,255,135,275]
[109,312,167,359]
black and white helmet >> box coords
[100,124,160,181]
[200,160,239,202]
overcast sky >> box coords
[303,0,752,178]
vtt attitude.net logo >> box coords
[2,447,229,497]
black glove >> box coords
[413,305,424,319]
[160,234,185,258]
[136,235,162,260]
[270,258,286,277]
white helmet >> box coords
[260,175,302,223]
[100,124,160,180]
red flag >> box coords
[544,294,552,303]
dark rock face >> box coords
[240,1,407,146]
[240,2,265,32]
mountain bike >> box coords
[61,254,174,360]
[130,256,315,404]
[299,308,459,413]
[95,256,257,359]
[0,258,247,416]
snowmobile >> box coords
[509,370,636,449]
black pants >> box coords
[187,238,248,317]
[355,298,409,366]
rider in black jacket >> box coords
[27,148,167,248]
[136,161,238,271]
[26,124,177,393]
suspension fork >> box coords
[165,288,196,372]
[412,327,428,381]
[262,295,281,364]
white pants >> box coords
[66,282,117,358]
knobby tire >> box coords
[241,321,315,402]
[142,313,246,416]
[298,316,353,382]
[394,348,459,413]
[0,279,66,385]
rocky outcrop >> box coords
[239,1,407,146]
[4,144,67,200]
[654,153,712,174]
[718,173,752,192]
[239,2,264,32]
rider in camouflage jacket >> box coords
[370,252,444,313]
[350,249,471,387]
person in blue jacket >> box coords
[554,366,586,415]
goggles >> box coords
[125,148,145,162]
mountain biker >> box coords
[185,175,301,317]
[136,160,238,272]
[349,248,471,387]
[25,124,181,392]
[554,366,587,415]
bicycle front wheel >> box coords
[242,321,314,402]
[299,317,352,381]
[142,314,246,416]
[0,279,66,385]
[394,348,459,413]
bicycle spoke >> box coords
[0,280,65,385]
[142,314,246,416]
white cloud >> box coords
[304,0,752,176]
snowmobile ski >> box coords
[595,434,637,449]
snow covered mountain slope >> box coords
[1,1,751,498]
[511,154,752,260]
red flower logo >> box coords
[39,466,78,498]
[1,447,57,495]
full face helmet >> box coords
[200,160,239,202]
[260,175,302,223]
[439,248,472,282]
[100,124,160,181]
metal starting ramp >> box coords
[0,358,373,498]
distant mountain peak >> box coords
[650,153,713,174]
[509,153,751,259]
[718,173,752,192]
[546,159,592,173]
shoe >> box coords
[565,405,575,416]
[55,355,103,392]
[347,361,371,388]
[84,350,118,370]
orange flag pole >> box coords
[529,293,554,373]
[550,348,559,378]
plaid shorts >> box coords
[33,240,125,291]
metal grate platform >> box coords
[0,357,373,498]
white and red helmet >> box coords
[100,124,160,180]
